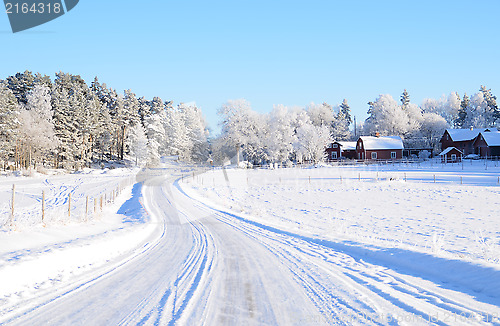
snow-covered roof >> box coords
[337,141,357,150]
[479,132,500,146]
[439,147,463,156]
[446,128,499,142]
[359,136,404,150]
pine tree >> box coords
[179,103,209,161]
[455,93,469,128]
[0,83,20,165]
[128,123,148,166]
[479,85,499,126]
[401,89,410,110]
[6,70,36,104]
[334,99,352,140]
[339,99,352,126]
[144,112,165,166]
[52,87,77,168]
[150,97,164,116]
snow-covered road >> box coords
[3,167,500,325]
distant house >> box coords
[439,147,462,163]
[472,132,500,157]
[440,128,499,156]
[325,141,357,160]
[356,136,404,160]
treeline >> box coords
[213,99,352,164]
[215,87,500,165]
[0,71,209,171]
[364,88,500,150]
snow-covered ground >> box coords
[0,167,161,320]
[0,167,138,230]
[2,161,500,325]
[183,160,500,265]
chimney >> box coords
[375,132,380,137]
[470,126,474,131]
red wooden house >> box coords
[325,141,357,160]
[440,128,499,156]
[472,132,500,158]
[356,136,404,160]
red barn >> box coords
[439,147,462,163]
[472,132,500,158]
[440,128,499,156]
[325,141,357,160]
[356,136,404,160]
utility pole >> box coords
[354,116,357,138]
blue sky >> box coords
[1,1,500,134]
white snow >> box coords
[480,132,500,147]
[359,136,404,150]
[338,141,357,150]
[0,167,160,318]
[2,161,500,324]
[439,147,462,156]
[446,128,499,142]
[182,160,500,265]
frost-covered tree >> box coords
[421,92,460,127]
[455,93,469,128]
[18,85,58,167]
[144,112,165,166]
[5,71,51,105]
[419,112,448,150]
[467,92,489,128]
[0,83,20,165]
[52,86,77,168]
[218,99,254,165]
[334,99,352,140]
[265,104,296,164]
[401,89,410,110]
[164,105,188,157]
[179,103,209,161]
[294,122,332,164]
[479,86,499,126]
[364,94,409,136]
[365,93,424,140]
[128,123,148,166]
[307,102,335,127]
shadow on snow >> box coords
[117,182,148,224]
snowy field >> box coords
[0,167,138,230]
[2,161,500,325]
[183,160,500,266]
[0,167,160,319]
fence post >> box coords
[11,184,15,226]
[404,173,407,182]
[85,196,89,220]
[68,192,71,218]
[42,190,45,223]
[460,176,462,185]
[358,173,360,181]
[94,198,97,213]
[434,175,436,183]
[100,195,103,211]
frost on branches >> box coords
[0,71,212,171]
